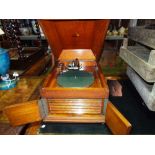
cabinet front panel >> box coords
[47,99,104,115]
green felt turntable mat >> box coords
[57,70,94,87]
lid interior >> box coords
[39,20,110,61]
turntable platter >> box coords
[57,70,94,88]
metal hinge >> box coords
[38,98,48,119]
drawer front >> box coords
[47,99,103,115]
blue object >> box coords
[0,48,10,76]
[0,79,17,90]
[0,48,17,90]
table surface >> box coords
[0,77,44,123]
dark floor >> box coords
[39,123,112,135]
[39,79,155,135]
[110,79,155,135]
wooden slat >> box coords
[48,98,102,102]
[44,114,105,123]
[48,98,103,115]
[48,99,103,107]
[50,108,101,114]
[4,100,42,126]
[105,102,132,135]
[49,105,101,109]
[49,104,102,109]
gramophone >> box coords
[0,28,19,90]
[4,20,132,135]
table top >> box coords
[0,77,44,123]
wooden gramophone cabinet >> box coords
[4,20,132,134]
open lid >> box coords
[38,20,110,61]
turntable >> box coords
[4,20,132,134]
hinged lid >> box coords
[38,20,110,61]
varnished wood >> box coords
[0,78,43,110]
[25,121,41,135]
[48,99,103,115]
[98,64,109,96]
[39,19,110,122]
[59,49,96,61]
[41,88,106,99]
[3,101,132,134]
[91,20,110,60]
[38,19,110,61]
[23,54,51,76]
[40,53,108,121]
[2,18,132,134]
[50,108,101,114]
[47,99,103,106]
[0,77,43,123]
[41,66,109,99]
[44,114,105,123]
[105,102,132,135]
[4,100,42,126]
[40,65,108,121]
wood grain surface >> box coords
[4,100,42,126]
[44,114,105,123]
[0,77,43,123]
[59,49,96,61]
[25,121,41,135]
[105,102,132,135]
[48,99,103,115]
[38,19,110,61]
[41,65,109,99]
[23,54,51,76]
[0,78,43,110]
[38,19,110,123]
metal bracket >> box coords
[103,98,109,115]
[38,98,48,119]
